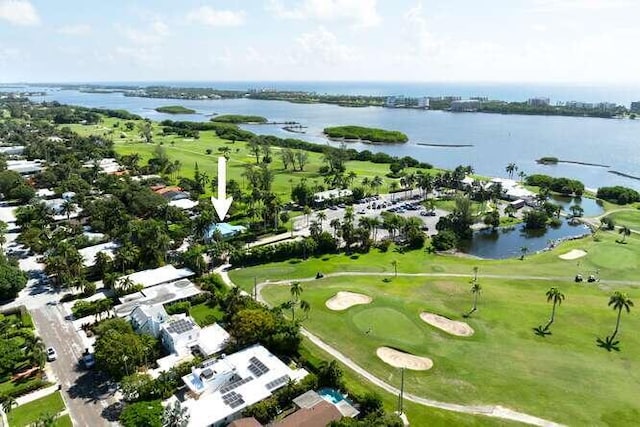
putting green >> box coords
[588,244,639,270]
[352,307,424,347]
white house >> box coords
[131,304,170,338]
[115,265,194,290]
[181,344,308,427]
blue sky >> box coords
[0,0,638,83]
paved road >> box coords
[31,306,120,427]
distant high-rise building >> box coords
[631,101,640,113]
[417,97,429,109]
[527,97,550,107]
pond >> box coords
[462,220,592,259]
[549,195,604,217]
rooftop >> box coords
[205,223,247,240]
[114,279,201,317]
[181,344,308,427]
[274,400,342,427]
[115,265,194,289]
[78,241,119,268]
[169,199,199,210]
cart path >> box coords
[216,266,567,427]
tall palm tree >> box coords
[389,181,399,201]
[391,260,398,277]
[290,282,303,321]
[468,281,482,315]
[544,287,565,330]
[300,300,311,320]
[608,291,633,340]
[329,218,341,239]
[371,176,383,194]
[505,163,517,179]
[618,225,631,243]
[316,211,327,231]
[303,206,312,227]
[60,199,76,222]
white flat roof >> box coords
[198,324,231,356]
[0,205,17,223]
[114,279,201,317]
[169,199,199,210]
[116,265,194,289]
[182,344,308,427]
[78,241,119,267]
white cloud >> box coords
[0,0,39,26]
[186,6,245,27]
[268,0,380,29]
[57,24,91,36]
[120,20,169,45]
[291,26,357,65]
[532,0,634,12]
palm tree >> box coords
[60,199,76,222]
[505,162,517,179]
[391,260,398,277]
[608,291,633,340]
[329,218,341,239]
[520,246,529,260]
[316,211,327,231]
[389,181,399,201]
[517,170,526,183]
[290,281,303,321]
[163,400,190,427]
[33,412,57,427]
[618,225,631,243]
[371,176,383,194]
[300,300,311,320]
[0,220,8,250]
[0,393,16,414]
[303,206,312,227]
[468,281,482,315]
[544,287,565,330]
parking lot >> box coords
[293,190,447,239]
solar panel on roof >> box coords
[265,375,290,390]
[166,318,194,334]
[219,375,253,394]
[222,391,245,409]
[248,356,270,377]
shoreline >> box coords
[417,142,473,148]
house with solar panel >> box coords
[129,304,230,372]
[180,344,308,427]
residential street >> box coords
[31,306,120,427]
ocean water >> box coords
[4,82,640,190]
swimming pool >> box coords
[318,387,345,404]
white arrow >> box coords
[211,157,233,221]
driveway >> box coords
[31,306,121,426]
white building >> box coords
[115,265,194,290]
[78,241,119,268]
[6,159,44,175]
[527,97,550,107]
[114,279,202,317]
[131,304,170,337]
[181,344,308,427]
[450,99,482,112]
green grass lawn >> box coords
[190,302,224,327]
[263,274,640,426]
[605,208,640,231]
[229,230,640,291]
[67,117,444,204]
[299,338,523,426]
[8,391,66,427]
[55,414,73,427]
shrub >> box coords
[597,186,640,205]
[165,301,191,315]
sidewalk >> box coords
[15,383,60,406]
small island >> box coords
[211,114,268,124]
[536,156,610,168]
[155,105,196,114]
[324,125,408,144]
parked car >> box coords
[81,349,95,369]
[357,209,366,214]
[46,347,57,362]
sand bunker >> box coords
[420,312,474,337]
[325,291,372,311]
[376,347,433,371]
[559,249,587,260]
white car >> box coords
[46,347,57,362]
